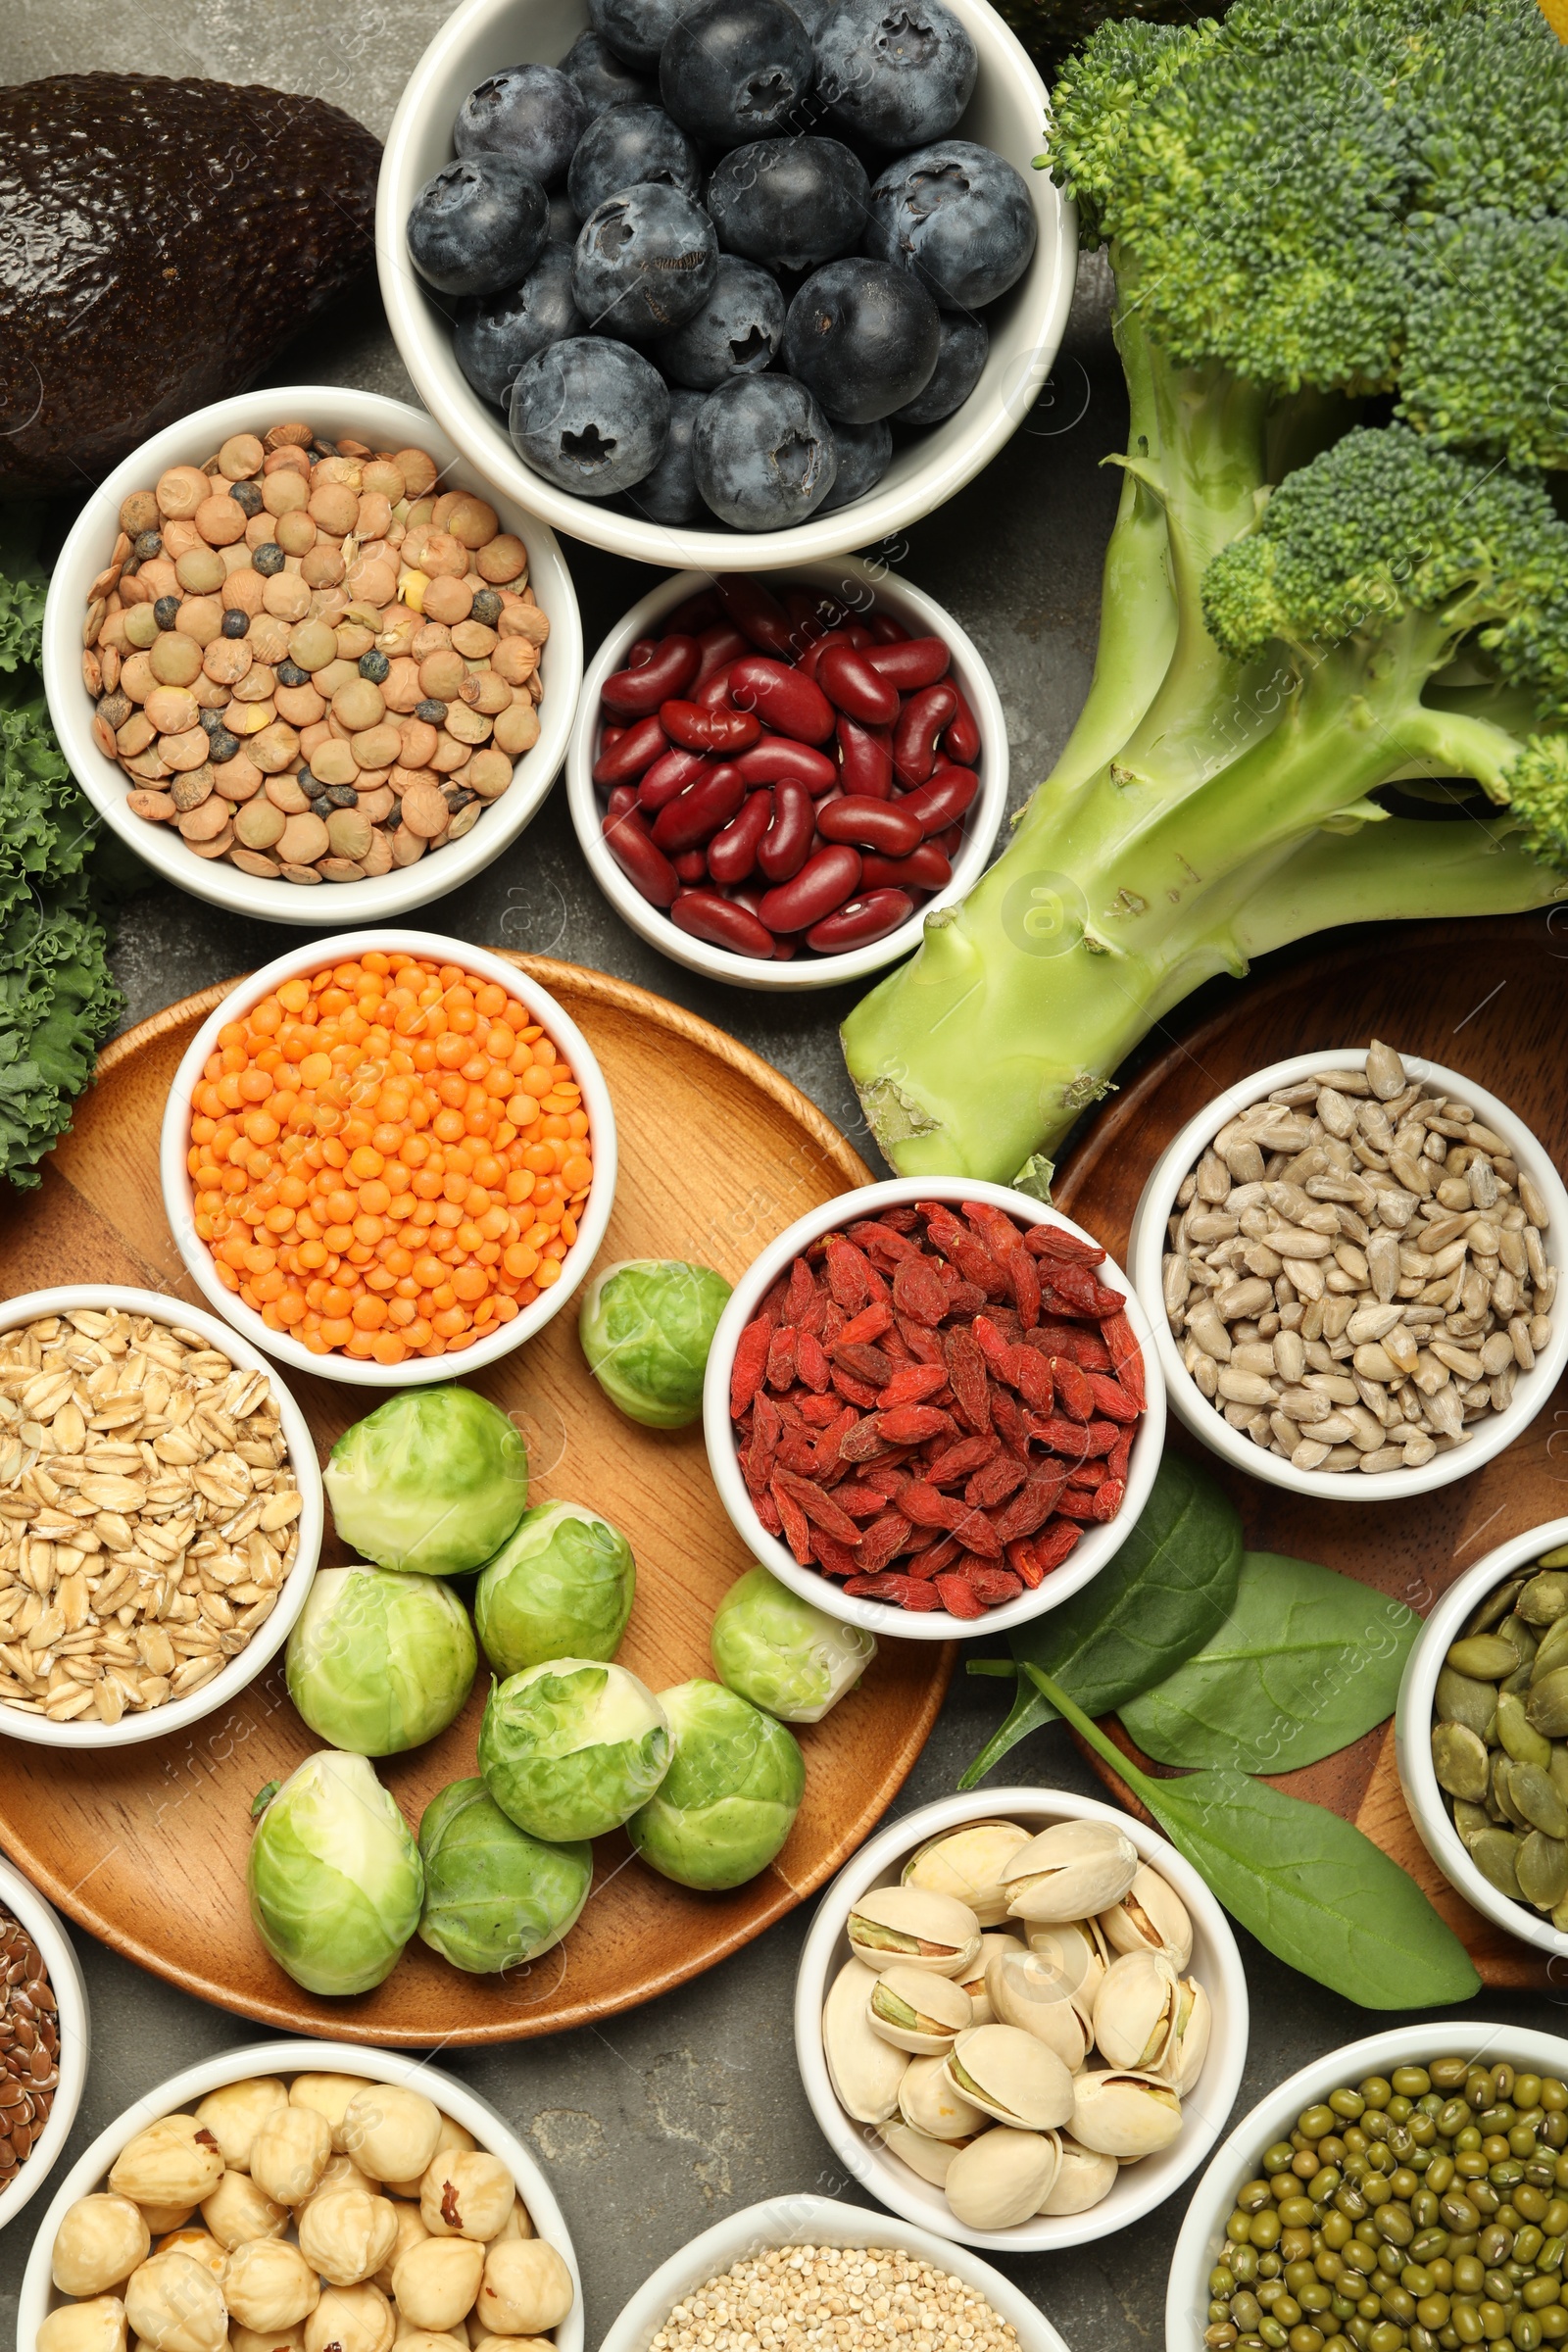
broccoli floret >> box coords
[1400,213,1568,471]
[1504,736,1568,871]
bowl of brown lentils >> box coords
[0,1850,87,2236]
[42,386,581,925]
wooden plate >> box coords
[1053,914,1568,1990]
[0,956,953,2044]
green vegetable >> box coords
[1027,1667,1480,2010]
[1120,1551,1418,1773]
[323,1386,528,1576]
[710,1565,876,1723]
[840,0,1568,1183]
[578,1258,732,1429]
[246,1749,424,1996]
[285,1564,477,1756]
[478,1658,671,1842]
[416,1777,592,1975]
[474,1499,635,1677]
[626,1680,806,1890]
[959,1454,1242,1787]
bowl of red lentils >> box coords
[158,931,617,1385]
[43,386,581,925]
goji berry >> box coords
[875,1403,952,1445]
[1032,1521,1083,1572]
[861,1464,909,1498]
[965,1565,1023,1607]
[895,1315,947,1365]
[811,1531,861,1579]
[838,1416,892,1462]
[991,1388,1032,1458]
[784,1256,818,1326]
[831,1368,881,1409]
[844,1573,940,1610]
[1010,1250,1041,1330]
[847,1218,920,1267]
[952,1509,1002,1559]
[943,1325,991,1433]
[1004,1539,1045,1588]
[1028,1414,1118,1459]
[1013,1348,1054,1415]
[900,1482,967,1530]
[925,1435,998,1485]
[798,1392,842,1427]
[837,1300,893,1348]
[1056,1487,1104,1520]
[729,1317,771,1417]
[1101,1308,1147,1409]
[797,1330,831,1393]
[1087,1370,1140,1423]
[1044,1261,1123,1318]
[891,1254,948,1327]
[993,1472,1067,1542]
[880,1363,949,1409]
[1023,1226,1106,1265]
[1028,1323,1112,1371]
[1052,1355,1096,1422]
[833,1340,895,1386]
[770,1473,813,1561]
[933,1571,985,1619]
[856,1512,913,1575]
[1090,1477,1126,1522]
[972,1315,1016,1381]
[755,1489,784,1538]
[775,1431,820,1476]
[1107,1431,1133,1484]
[964,1455,1027,1510]
[766,1325,798,1392]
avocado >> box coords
[0,74,380,496]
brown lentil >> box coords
[0,1905,59,2187]
[652,2245,1020,2352]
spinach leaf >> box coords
[1024,1666,1480,2010]
[1119,1551,1418,1773]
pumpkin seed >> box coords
[1518,1831,1568,1911]
[1469,1828,1525,1899]
[1519,1572,1568,1626]
[1447,1635,1522,1680]
[1452,1799,1492,1847]
[1495,1690,1552,1767]
[1432,1721,1491,1802]
[1436,1666,1497,1740]
[1533,1614,1568,1682]
[1494,1752,1529,1826]
[1470,1574,1530,1635]
[1527,1668,1568,1740]
[1507,1760,1568,1838]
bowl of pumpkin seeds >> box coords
[1396,1516,1568,1954]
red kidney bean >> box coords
[785,587,828,642]
[661,699,761,754]
[757,843,861,931]
[899,761,979,835]
[664,588,723,637]
[695,622,749,684]
[864,636,951,689]
[867,612,910,645]
[637,746,708,811]
[602,633,699,717]
[861,842,954,892]
[816,795,923,855]
[708,788,772,884]
[697,665,748,710]
[672,847,708,881]
[728,657,835,745]
[625,637,657,669]
[606,783,639,821]
[805,888,914,953]
[671,889,776,958]
[651,760,746,853]
[758,779,814,882]
[593,713,666,785]
[735,737,838,793]
[845,621,874,649]
[817,646,901,727]
[837,714,893,800]
[944,681,981,764]
[604,805,679,906]
[933,821,963,857]
[601,724,625,756]
[716,575,795,657]
[797,628,857,681]
[894,682,959,784]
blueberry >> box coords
[813,0,975,149]
[276,661,310,689]
[416,699,450,723]
[588,0,690,74]
[571,182,717,339]
[893,308,987,422]
[133,529,162,561]
[407,154,549,297]
[254,543,285,575]
[706,136,868,274]
[693,373,837,529]
[228,478,264,516]
[359,649,391,682]
[622,388,708,525]
[455,251,586,406]
[653,256,785,390]
[566,102,703,217]
[661,0,815,149]
[561,28,653,113]
[220,609,249,639]
[454,64,588,187]
[546,188,580,249]
[153,595,179,630]
[782,256,939,421]
[867,140,1037,309]
[510,335,670,496]
[207,729,239,764]
[821,415,892,507]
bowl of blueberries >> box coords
[377,0,1075,565]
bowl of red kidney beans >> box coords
[565,562,1007,988]
[701,1179,1166,1640]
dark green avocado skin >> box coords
[0,74,380,496]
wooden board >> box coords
[1053,914,1568,1990]
[0,957,953,2043]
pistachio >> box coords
[944,2025,1075,2132]
[1036,2132,1118,2217]
[944,2128,1061,2230]
[1024,1918,1108,2005]
[958,1934,1025,2027]
[846,1886,981,1978]
[1431,1719,1491,1802]
[897,2054,990,2143]
[903,1822,1033,1927]
[1001,1821,1139,1925]
[1096,1863,1193,1969]
[1068,2068,1184,2159]
[876,2120,968,2188]
[1091,1950,1181,2073]
[866,1965,972,2056]
[1157,1975,1210,2096]
[983,1947,1094,2070]
[1517,1830,1568,1911]
[822,1958,907,2124]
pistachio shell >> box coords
[959,1935,1025,2028]
[867,1965,973,2055]
[1518,1830,1568,1912]
[1158,1977,1210,2096]
[822,1958,907,2124]
[1528,1668,1568,1740]
[1036,2132,1119,2216]
[1002,1821,1139,1925]
[897,2054,990,2142]
[1092,1951,1179,2074]
[1495,1690,1552,1768]
[846,1886,981,1977]
[1069,2069,1184,2159]
[1431,1720,1491,1802]
[945,2025,1075,2131]
[1097,1865,1193,1970]
[876,2121,967,2187]
[945,2128,1061,2230]
[1519,1572,1568,1626]
[1468,1827,1524,1899]
[903,1822,1033,1928]
[1025,1919,1108,2004]
[1434,1667,1496,1740]
[984,1947,1094,2070]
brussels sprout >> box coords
[478,1659,671,1842]
[323,1386,528,1576]
[475,1501,635,1677]
[710,1565,877,1723]
[246,1750,423,1995]
[416,1777,593,1975]
[285,1565,477,1756]
[626,1680,805,1890]
[577,1259,732,1429]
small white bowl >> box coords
[158,929,617,1389]
[702,1178,1163,1640]
[600,2191,1072,2352]
[19,2037,584,2352]
[0,1853,89,2236]
[1396,1515,1568,1961]
[0,1286,323,1749]
[794,1788,1249,2254]
[1126,1046,1568,1501]
[1167,2022,1568,2348]
[42,384,582,926]
[566,563,1008,991]
[374,0,1077,571]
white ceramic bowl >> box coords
[702,1178,1163,1640]
[794,1788,1249,2254]
[375,0,1077,570]
[1396,1515,1568,1961]
[600,2191,1072,2352]
[158,929,617,1389]
[1126,1047,1568,1502]
[0,1854,89,2236]
[0,1285,323,1748]
[1167,2023,1568,2349]
[42,385,582,926]
[19,2037,584,2352]
[567,562,1008,990]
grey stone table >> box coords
[5,7,1567,2347]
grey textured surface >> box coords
[5,10,1568,2350]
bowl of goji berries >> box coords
[702,1181,1164,1639]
